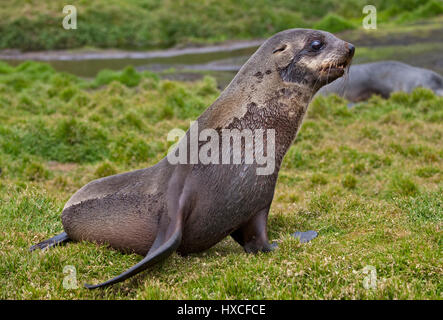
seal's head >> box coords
[236,28,354,94]
[266,29,354,90]
[203,29,355,129]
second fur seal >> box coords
[317,61,443,101]
[30,29,355,289]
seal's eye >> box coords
[310,40,323,51]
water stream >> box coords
[1,27,443,89]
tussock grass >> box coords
[0,0,442,51]
[0,61,442,299]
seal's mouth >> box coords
[318,57,352,84]
[320,59,349,74]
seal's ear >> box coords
[272,44,287,54]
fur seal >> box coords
[30,29,355,289]
[317,61,443,102]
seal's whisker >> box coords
[327,63,332,85]
[341,61,352,97]
[309,69,322,102]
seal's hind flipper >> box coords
[29,232,71,252]
[84,175,190,289]
[84,223,182,289]
[292,230,318,243]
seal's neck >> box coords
[222,83,313,168]
[197,69,316,172]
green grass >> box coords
[0,0,442,51]
[0,61,442,299]
[314,14,356,33]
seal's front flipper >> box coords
[292,230,318,243]
[29,232,71,252]
[231,207,275,254]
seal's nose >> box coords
[347,43,355,57]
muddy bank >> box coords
[1,23,443,87]
[0,40,263,61]
[0,40,259,80]
[342,23,443,47]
